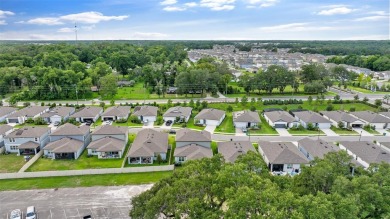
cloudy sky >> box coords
[0,0,389,40]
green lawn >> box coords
[215,113,235,133]
[173,115,205,130]
[364,128,381,135]
[330,126,359,135]
[114,83,150,100]
[0,154,26,173]
[349,86,390,94]
[0,171,173,191]
[211,141,218,155]
[248,116,278,135]
[288,129,325,136]
[169,135,176,164]
[112,117,143,127]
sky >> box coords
[0,0,389,40]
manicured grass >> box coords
[173,115,205,130]
[0,171,173,191]
[288,129,325,136]
[14,124,49,128]
[215,113,235,133]
[364,128,381,135]
[248,116,278,135]
[330,126,359,135]
[226,85,336,97]
[168,135,176,164]
[0,154,26,173]
[211,141,218,155]
[114,83,150,100]
[349,86,390,94]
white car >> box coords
[10,209,22,219]
[26,206,37,219]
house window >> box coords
[34,137,38,141]
[287,164,293,169]
[92,150,97,154]
[179,157,185,162]
[10,145,18,150]
[9,138,15,142]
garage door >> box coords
[274,124,286,128]
[8,119,19,123]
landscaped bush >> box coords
[129,115,142,124]
[116,118,127,123]
[25,118,34,123]
[34,117,46,125]
[156,117,164,125]
[349,107,356,112]
[326,104,334,111]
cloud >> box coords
[57,27,74,33]
[317,6,355,15]
[259,23,338,32]
[354,16,388,22]
[368,11,387,16]
[160,0,177,5]
[246,0,279,8]
[19,11,128,25]
[0,10,15,18]
[0,20,7,25]
[132,32,169,39]
[200,0,235,11]
[163,6,187,11]
[184,2,198,7]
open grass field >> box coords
[114,83,149,100]
[0,154,26,173]
[0,171,173,191]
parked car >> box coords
[86,121,92,126]
[54,121,61,127]
[25,206,36,219]
[10,209,22,219]
[165,120,173,126]
[169,129,176,134]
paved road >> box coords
[0,185,152,219]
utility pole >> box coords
[359,131,362,141]
[75,85,79,106]
[74,22,78,43]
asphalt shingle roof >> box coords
[339,141,390,164]
[101,106,131,117]
[0,107,17,118]
[40,106,75,118]
[350,111,390,123]
[44,137,84,153]
[0,124,13,135]
[87,136,125,152]
[163,106,192,118]
[194,108,225,121]
[6,127,50,138]
[218,141,255,162]
[263,111,296,123]
[127,129,168,157]
[174,143,213,160]
[11,106,49,118]
[233,111,260,123]
[176,128,211,142]
[298,138,339,159]
[50,123,90,136]
[293,111,331,124]
[320,110,363,123]
[258,141,309,164]
[70,106,102,118]
[92,125,127,135]
[133,106,158,117]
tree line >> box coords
[327,54,390,71]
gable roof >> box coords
[339,141,390,164]
[174,143,213,160]
[379,112,390,119]
[87,136,125,152]
[218,141,255,162]
[0,107,17,118]
[320,110,363,123]
[11,106,49,118]
[194,108,225,121]
[40,106,75,118]
[258,141,309,164]
[6,127,50,138]
[18,141,40,149]
[176,128,211,142]
[101,106,131,117]
[380,142,390,150]
[298,138,339,159]
[350,111,390,123]
[133,106,158,117]
[233,111,260,123]
[44,137,84,153]
[293,111,331,124]
[264,111,296,123]
[92,125,127,135]
[0,124,13,135]
[50,123,90,136]
[127,129,168,157]
[163,106,192,118]
[70,106,103,118]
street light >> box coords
[359,130,362,141]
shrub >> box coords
[349,107,356,112]
[130,115,142,124]
[250,106,256,112]
[25,118,34,124]
[23,102,31,107]
[326,104,334,111]
[156,117,164,125]
[100,102,106,108]
[116,118,127,123]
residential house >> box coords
[194,108,226,126]
[339,141,390,168]
[350,111,390,129]
[101,106,131,121]
[40,106,75,124]
[133,106,158,123]
[218,141,255,162]
[70,106,103,123]
[87,125,128,159]
[292,110,332,129]
[380,142,390,153]
[6,106,50,124]
[258,141,309,173]
[4,127,50,155]
[0,125,13,152]
[0,107,17,122]
[233,110,260,129]
[297,138,339,160]
[127,129,168,164]
[263,110,297,128]
[174,128,212,163]
[45,123,91,159]
[163,106,192,123]
[379,112,390,120]
[320,110,365,128]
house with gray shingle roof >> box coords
[297,138,339,160]
[0,107,17,123]
[218,141,255,163]
[339,141,390,168]
[4,126,51,155]
[133,106,158,123]
[174,128,212,163]
[0,124,13,150]
[379,112,390,120]
[127,129,168,164]
[194,108,226,126]
[6,106,50,124]
[263,110,297,128]
[44,137,85,159]
[163,106,192,123]
[320,110,365,128]
[292,111,332,129]
[101,106,131,121]
[87,125,128,159]
[233,111,260,129]
[40,106,75,124]
[258,141,309,173]
[70,106,103,123]
[350,111,390,129]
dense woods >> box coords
[327,55,390,71]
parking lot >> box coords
[0,185,152,219]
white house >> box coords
[292,111,332,129]
[40,106,75,124]
[0,107,17,123]
[4,126,51,155]
[133,106,158,123]
[320,111,365,128]
[70,106,103,123]
[174,128,212,163]
[87,125,128,159]
[101,106,131,121]
[6,106,50,124]
[0,124,13,153]
[297,138,339,161]
[350,111,390,129]
[44,137,85,159]
[194,108,226,126]
[233,110,260,129]
[263,110,297,128]
[163,106,192,123]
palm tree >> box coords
[154,79,164,98]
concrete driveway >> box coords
[204,125,217,133]
[235,128,246,136]
[353,128,373,136]
[320,128,339,136]
[0,185,152,219]
[275,128,291,136]
[376,129,389,136]
[143,121,154,128]
[160,121,173,129]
